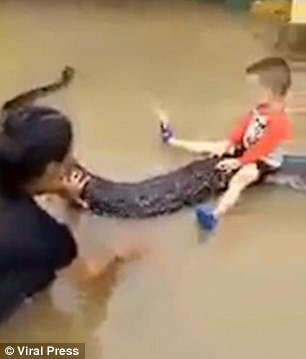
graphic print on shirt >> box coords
[242,109,267,149]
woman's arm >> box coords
[57,199,83,238]
[63,243,141,286]
[43,167,138,285]
[66,253,122,285]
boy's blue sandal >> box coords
[195,204,218,232]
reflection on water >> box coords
[1,1,306,359]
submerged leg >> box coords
[196,164,259,231]
[215,164,259,216]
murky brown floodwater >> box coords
[0,1,306,358]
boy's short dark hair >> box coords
[246,57,291,97]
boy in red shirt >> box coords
[160,57,292,231]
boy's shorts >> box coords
[254,160,279,183]
[223,146,279,184]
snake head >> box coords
[61,66,75,85]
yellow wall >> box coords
[250,1,291,21]
[291,0,306,23]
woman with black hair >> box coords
[0,105,128,323]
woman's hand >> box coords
[60,169,90,209]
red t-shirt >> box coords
[228,103,292,166]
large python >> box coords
[2,68,306,218]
